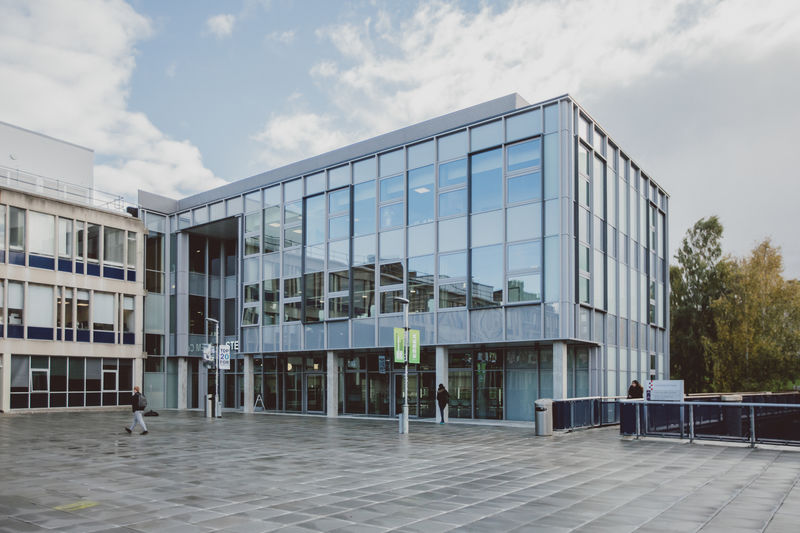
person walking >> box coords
[436,384,450,424]
[125,386,148,435]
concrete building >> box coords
[138,93,669,421]
[0,121,146,412]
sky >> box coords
[0,0,798,278]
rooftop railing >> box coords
[0,164,130,213]
[553,396,626,430]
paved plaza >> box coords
[0,410,799,532]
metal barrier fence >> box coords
[553,396,625,430]
[620,397,800,447]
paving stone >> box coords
[1,410,799,532]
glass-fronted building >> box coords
[138,93,669,421]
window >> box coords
[0,205,5,252]
[263,206,281,253]
[8,281,24,325]
[284,201,302,247]
[87,224,100,262]
[28,284,54,329]
[471,245,503,307]
[507,138,541,172]
[352,265,375,318]
[103,227,124,266]
[327,270,349,319]
[28,211,55,256]
[9,207,25,251]
[470,149,502,213]
[76,221,85,261]
[353,182,376,236]
[93,292,114,331]
[123,296,135,332]
[408,255,434,313]
[59,218,72,258]
[262,278,279,324]
[408,165,434,225]
[76,290,90,330]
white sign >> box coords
[218,345,231,370]
[647,380,684,402]
[202,344,214,362]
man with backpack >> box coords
[125,386,149,435]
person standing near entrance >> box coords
[436,384,450,424]
[125,386,148,435]
[627,380,644,399]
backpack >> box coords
[137,393,148,410]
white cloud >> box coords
[206,13,236,39]
[165,62,176,78]
[0,0,224,200]
[252,0,800,276]
[267,29,295,44]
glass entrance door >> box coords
[305,374,325,412]
[394,373,418,416]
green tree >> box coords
[670,216,728,392]
[706,240,800,391]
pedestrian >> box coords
[436,384,450,424]
[125,385,148,435]
[627,380,644,399]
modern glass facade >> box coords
[139,93,669,420]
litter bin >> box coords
[535,399,553,436]
[206,394,214,418]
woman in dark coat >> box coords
[436,384,450,424]
[627,380,644,399]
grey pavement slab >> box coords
[1,410,799,532]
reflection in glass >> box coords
[379,150,404,177]
[471,120,502,151]
[408,223,434,257]
[508,241,541,271]
[439,158,467,188]
[470,149,502,213]
[438,217,466,252]
[353,157,375,182]
[471,210,503,247]
[353,182,376,236]
[507,172,541,203]
[380,203,403,229]
[507,203,541,242]
[305,195,325,245]
[408,255,434,313]
[439,252,466,279]
[408,140,434,169]
[471,245,503,307]
[263,206,280,253]
[508,273,541,302]
[439,282,466,308]
[438,189,466,218]
[507,138,541,172]
[352,265,375,317]
[379,229,403,261]
[380,175,403,202]
[438,131,466,162]
[408,165,434,225]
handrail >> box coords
[619,399,800,408]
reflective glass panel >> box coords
[438,217,466,252]
[329,188,349,213]
[507,203,541,242]
[353,158,375,183]
[352,234,375,265]
[407,223,434,257]
[408,165,434,226]
[439,189,467,218]
[305,195,325,245]
[328,165,350,188]
[508,241,541,271]
[471,120,502,151]
[507,138,541,172]
[379,229,403,261]
[507,171,541,204]
[329,216,349,241]
[438,131,466,161]
[328,240,349,270]
[353,182,376,236]
[439,252,466,279]
[470,148,502,213]
[508,273,541,302]
[379,150,404,177]
[439,158,467,189]
[380,175,403,203]
[379,203,403,229]
[506,108,542,142]
[284,179,303,202]
[471,244,503,307]
[408,140,434,169]
[471,210,503,247]
[264,186,280,206]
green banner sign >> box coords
[393,327,405,363]
[409,329,420,364]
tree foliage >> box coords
[670,216,728,392]
[705,240,800,391]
